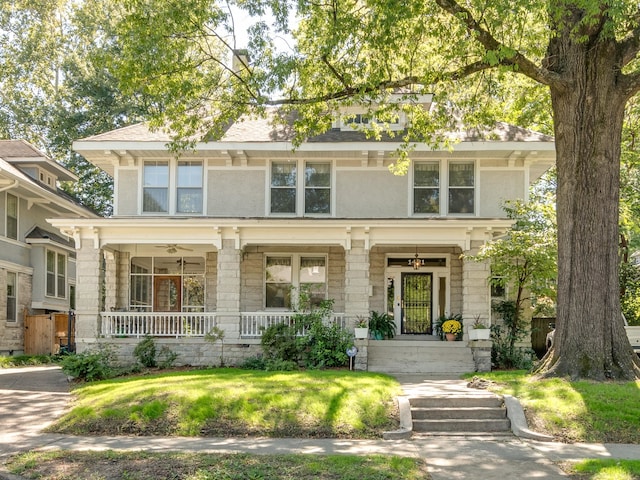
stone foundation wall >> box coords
[83,338,265,367]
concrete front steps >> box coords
[367,339,475,374]
[410,395,511,434]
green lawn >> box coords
[6,451,429,480]
[466,371,640,443]
[567,459,640,479]
[51,368,401,438]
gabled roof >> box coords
[0,139,78,182]
[0,142,98,218]
[25,226,74,250]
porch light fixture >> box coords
[409,248,424,270]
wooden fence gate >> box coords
[24,313,75,355]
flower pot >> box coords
[469,329,490,340]
[354,327,369,339]
[445,333,457,341]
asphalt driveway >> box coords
[0,366,70,458]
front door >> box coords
[154,276,181,311]
[401,273,432,334]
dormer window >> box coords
[339,111,404,131]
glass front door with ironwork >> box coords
[401,272,433,334]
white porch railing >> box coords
[240,312,347,337]
[101,312,217,338]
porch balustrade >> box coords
[240,312,347,337]
[101,312,217,338]
[100,311,348,339]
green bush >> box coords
[240,356,267,370]
[60,346,115,381]
[491,300,535,369]
[133,335,157,368]
[157,345,178,369]
[260,297,353,369]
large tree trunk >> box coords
[536,34,640,380]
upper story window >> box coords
[143,160,203,214]
[270,161,332,216]
[143,161,169,213]
[6,271,17,322]
[177,161,203,213]
[270,162,297,214]
[6,193,18,240]
[46,249,66,299]
[305,162,331,214]
[413,162,440,214]
[448,161,475,214]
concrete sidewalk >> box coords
[2,367,640,480]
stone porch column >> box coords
[74,234,103,353]
[103,250,117,312]
[216,240,241,341]
[344,240,370,371]
[344,240,371,322]
[462,241,492,371]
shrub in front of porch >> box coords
[260,298,354,369]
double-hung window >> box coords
[265,255,327,308]
[143,161,203,214]
[270,162,297,214]
[177,161,203,213]
[270,161,332,215]
[46,250,66,298]
[414,162,440,214]
[448,161,475,214]
[6,193,17,240]
[6,272,16,322]
[143,161,169,213]
[304,162,331,214]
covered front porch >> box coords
[50,218,505,372]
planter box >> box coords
[354,327,369,339]
[469,329,491,340]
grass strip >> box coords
[7,450,429,480]
[51,368,401,438]
[565,459,640,479]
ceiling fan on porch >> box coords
[155,244,194,254]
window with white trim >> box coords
[6,193,17,240]
[265,255,327,308]
[46,250,66,298]
[143,161,169,213]
[270,162,297,214]
[413,161,440,214]
[177,161,203,213]
[270,161,332,216]
[143,160,203,214]
[448,161,475,214]
[304,162,331,214]
[6,271,17,322]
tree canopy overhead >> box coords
[97,0,640,379]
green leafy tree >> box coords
[108,0,640,379]
[0,0,149,215]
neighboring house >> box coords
[0,140,99,355]
[49,99,555,373]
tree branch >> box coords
[434,0,566,88]
[619,9,640,65]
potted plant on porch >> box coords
[468,316,491,340]
[354,316,369,339]
[435,313,463,341]
[368,311,396,340]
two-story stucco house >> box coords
[49,101,555,374]
[0,140,98,355]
